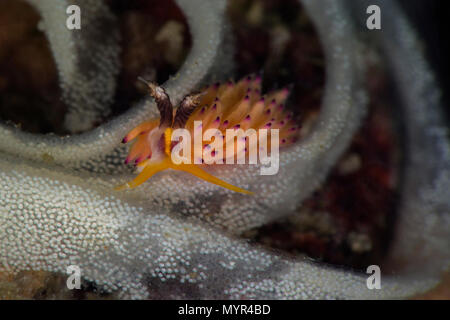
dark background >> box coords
[399,0,450,119]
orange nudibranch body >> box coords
[116,75,300,194]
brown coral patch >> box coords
[0,0,65,134]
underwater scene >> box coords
[0,0,448,301]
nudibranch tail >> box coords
[118,75,301,194]
[116,156,253,195]
[170,163,254,195]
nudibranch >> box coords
[117,75,300,194]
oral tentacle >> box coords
[115,158,172,190]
